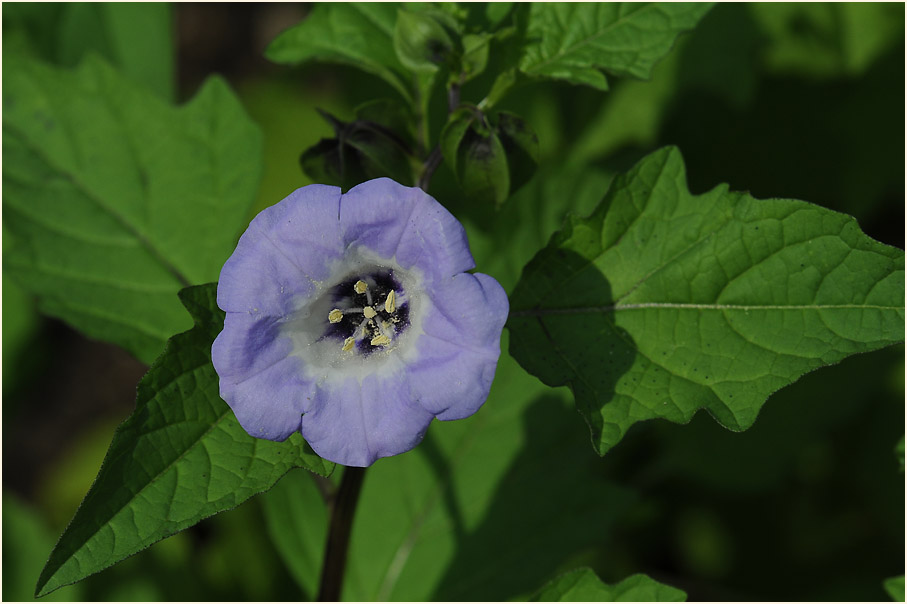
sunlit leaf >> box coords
[529,568,686,602]
[2,53,261,364]
[35,284,332,597]
[266,3,412,102]
[519,3,713,90]
[509,146,905,455]
[3,3,174,100]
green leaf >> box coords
[529,568,687,602]
[260,470,330,599]
[354,98,418,148]
[519,3,713,90]
[751,3,906,79]
[2,53,262,364]
[480,67,519,110]
[393,7,456,74]
[35,284,332,597]
[509,146,905,456]
[266,3,413,103]
[884,575,905,601]
[485,2,515,29]
[3,3,175,100]
[57,3,175,100]
[460,33,491,82]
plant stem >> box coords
[417,148,443,192]
[448,81,462,113]
[317,466,367,602]
[416,81,462,192]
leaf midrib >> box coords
[515,154,903,320]
[511,302,905,317]
[4,107,192,289]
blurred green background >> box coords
[3,3,904,601]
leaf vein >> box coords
[4,115,192,288]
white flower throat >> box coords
[281,248,427,382]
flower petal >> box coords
[213,313,312,440]
[423,272,509,348]
[213,179,510,466]
[340,178,474,281]
[218,185,343,316]
[406,272,508,419]
[301,373,435,467]
[407,337,499,420]
[212,312,287,379]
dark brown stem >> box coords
[448,81,461,113]
[317,466,367,602]
[417,147,443,191]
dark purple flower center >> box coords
[322,269,411,355]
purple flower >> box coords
[212,178,508,467]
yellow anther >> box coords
[363,306,377,319]
[342,337,355,352]
[370,334,391,347]
[354,280,368,294]
[328,309,344,323]
[384,290,396,313]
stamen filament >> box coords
[352,318,369,341]
[375,319,394,341]
[358,279,374,306]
